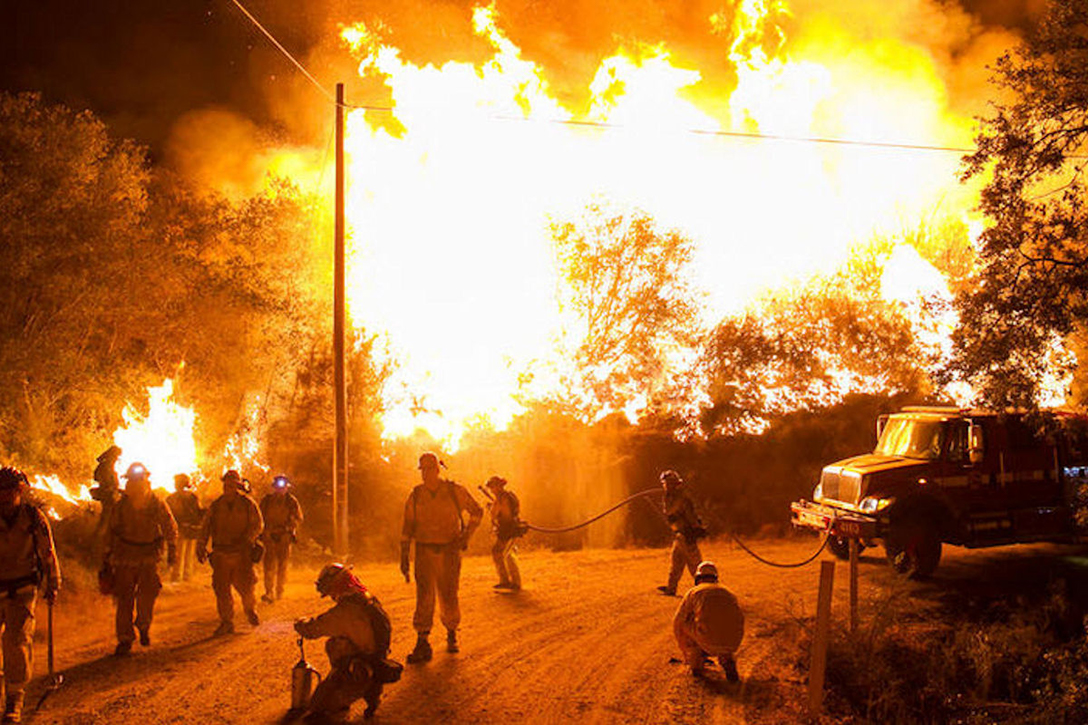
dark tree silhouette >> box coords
[956,0,1088,408]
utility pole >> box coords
[333,82,349,557]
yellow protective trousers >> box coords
[491,537,521,588]
[412,543,462,634]
[0,585,36,695]
[113,562,162,644]
[210,551,257,624]
[667,533,702,591]
[263,536,292,600]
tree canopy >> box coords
[0,92,366,478]
[956,0,1088,408]
[548,202,701,420]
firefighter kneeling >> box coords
[294,564,402,721]
[672,561,744,682]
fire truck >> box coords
[790,406,1088,578]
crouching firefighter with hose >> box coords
[294,564,402,721]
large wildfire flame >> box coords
[333,0,986,446]
[113,379,199,494]
[37,379,272,507]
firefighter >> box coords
[657,470,706,596]
[400,452,483,663]
[484,476,522,591]
[672,561,744,682]
[165,473,203,582]
[90,445,122,551]
[105,463,178,656]
[0,467,60,723]
[294,563,401,721]
[259,474,303,603]
[197,469,263,636]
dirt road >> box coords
[25,537,1088,724]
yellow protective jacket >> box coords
[673,582,745,655]
[663,488,702,539]
[200,493,263,554]
[489,489,521,540]
[107,493,179,566]
[260,492,303,540]
[0,504,60,591]
[296,592,385,663]
[401,480,482,546]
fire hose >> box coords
[728,530,831,568]
[510,485,832,567]
[520,488,662,534]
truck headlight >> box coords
[859,496,894,514]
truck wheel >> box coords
[885,520,941,579]
[828,536,865,561]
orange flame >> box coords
[112,378,198,494]
[331,1,986,443]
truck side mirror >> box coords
[968,424,984,464]
[876,415,889,442]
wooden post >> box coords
[849,538,859,634]
[333,82,349,558]
[808,560,835,715]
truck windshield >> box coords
[874,418,945,459]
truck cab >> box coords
[790,406,1087,577]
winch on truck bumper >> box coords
[790,499,881,540]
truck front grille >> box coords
[820,468,861,505]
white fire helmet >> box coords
[694,560,719,584]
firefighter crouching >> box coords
[197,469,264,635]
[294,564,402,721]
[105,462,178,656]
[165,473,202,582]
[657,470,707,596]
[673,561,744,681]
[400,452,483,663]
[0,467,60,723]
[260,474,303,603]
[484,476,524,591]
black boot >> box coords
[720,655,740,683]
[406,635,432,664]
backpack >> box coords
[362,594,393,656]
[356,594,402,684]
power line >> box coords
[227,0,336,104]
[493,114,975,155]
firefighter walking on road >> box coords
[294,564,401,721]
[484,476,522,591]
[197,469,263,636]
[165,473,202,582]
[400,453,483,663]
[657,470,706,596]
[260,474,303,603]
[0,467,60,724]
[106,463,178,656]
[673,561,744,681]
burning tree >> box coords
[549,202,701,420]
[956,0,1088,408]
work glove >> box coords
[44,579,59,605]
[196,545,208,564]
[399,542,411,583]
